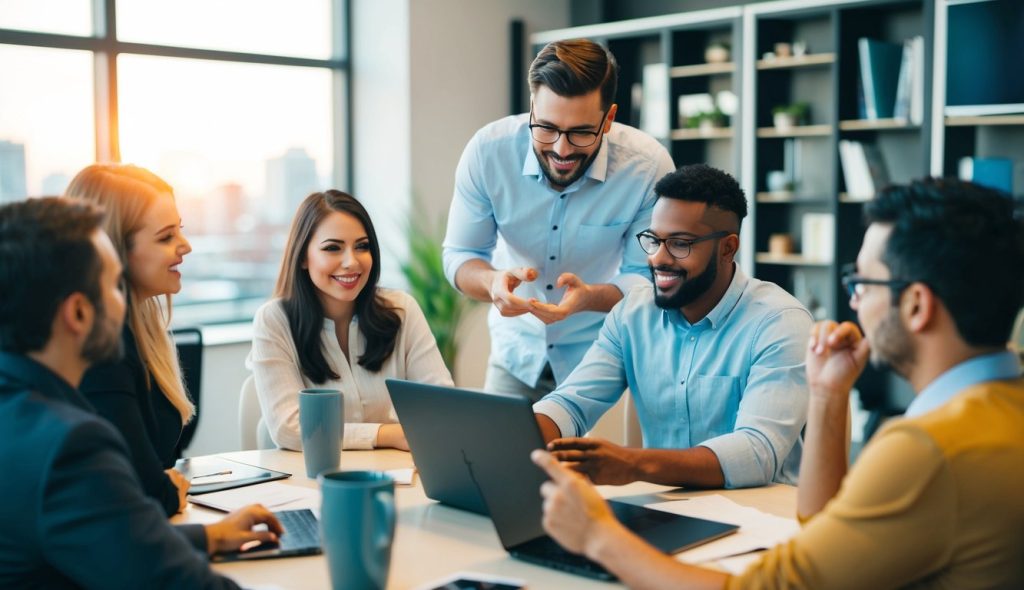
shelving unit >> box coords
[533,0,1020,432]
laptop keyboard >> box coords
[511,536,614,581]
[275,509,321,550]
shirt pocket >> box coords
[690,375,741,442]
[576,221,632,249]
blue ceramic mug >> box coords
[318,471,396,590]
[298,389,343,478]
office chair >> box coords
[238,375,275,450]
[173,327,203,457]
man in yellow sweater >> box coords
[531,178,1024,589]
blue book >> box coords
[959,157,1014,194]
[858,38,904,119]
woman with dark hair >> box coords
[248,190,452,450]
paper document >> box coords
[385,467,416,486]
[189,481,319,513]
[646,494,799,567]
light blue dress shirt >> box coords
[905,350,1021,417]
[534,266,813,488]
[443,114,675,387]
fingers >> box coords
[509,267,538,283]
[531,449,575,484]
[548,437,600,451]
[556,273,582,289]
[550,449,591,463]
[242,504,284,535]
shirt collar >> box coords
[905,350,1022,417]
[0,351,93,413]
[662,263,747,330]
[521,128,610,186]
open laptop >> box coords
[211,509,322,562]
[386,379,738,581]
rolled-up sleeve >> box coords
[534,304,629,436]
[443,132,497,289]
[700,307,812,487]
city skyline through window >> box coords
[0,0,347,326]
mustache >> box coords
[543,151,585,162]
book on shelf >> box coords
[801,213,834,263]
[857,38,903,120]
[639,63,669,139]
[839,139,890,199]
[893,36,924,124]
[959,157,1014,194]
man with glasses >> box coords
[443,39,674,401]
[532,178,1024,589]
[534,164,811,489]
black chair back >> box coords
[173,327,203,457]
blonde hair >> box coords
[64,163,195,423]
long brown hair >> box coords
[274,190,400,382]
[64,163,194,424]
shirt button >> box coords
[549,255,556,260]
[546,284,553,290]
[548,344,554,349]
[560,194,566,199]
[552,225,558,230]
[680,380,686,385]
[690,336,695,341]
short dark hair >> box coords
[654,164,748,231]
[274,190,401,381]
[528,39,618,110]
[0,198,105,353]
[865,178,1024,347]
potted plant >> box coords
[704,41,731,64]
[685,107,728,134]
[772,102,809,131]
[399,209,470,372]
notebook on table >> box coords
[175,455,291,495]
[211,509,322,562]
[385,379,739,581]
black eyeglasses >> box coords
[636,230,732,260]
[841,268,912,304]
[528,105,608,148]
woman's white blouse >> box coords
[247,289,454,450]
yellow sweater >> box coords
[729,379,1024,589]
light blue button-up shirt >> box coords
[443,114,675,387]
[905,351,1021,417]
[534,266,812,488]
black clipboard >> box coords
[176,455,291,495]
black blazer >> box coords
[0,352,237,589]
[80,326,188,516]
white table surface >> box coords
[175,449,796,589]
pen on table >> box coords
[191,470,233,479]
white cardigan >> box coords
[247,289,454,450]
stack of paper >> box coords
[646,494,800,574]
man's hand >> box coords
[548,437,640,485]
[204,504,284,555]
[531,449,623,556]
[528,273,593,325]
[165,468,189,513]
[806,320,870,401]
[489,267,537,317]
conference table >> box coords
[177,449,796,589]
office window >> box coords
[0,45,94,200]
[119,55,334,324]
[0,0,93,36]
[116,0,333,59]
[0,0,349,326]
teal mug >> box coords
[298,389,343,478]
[318,471,396,590]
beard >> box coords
[533,142,601,189]
[652,253,719,310]
[82,301,124,365]
[868,307,915,377]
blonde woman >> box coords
[65,164,194,516]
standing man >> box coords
[444,39,675,400]
[0,198,281,589]
[535,165,811,489]
[533,178,1024,589]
